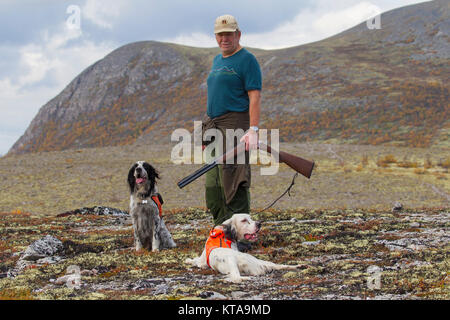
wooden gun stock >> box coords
[177,142,315,189]
[259,143,315,179]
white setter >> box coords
[185,213,304,283]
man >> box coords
[202,14,262,231]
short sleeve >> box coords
[243,54,262,91]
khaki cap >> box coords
[214,14,239,34]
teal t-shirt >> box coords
[207,48,262,118]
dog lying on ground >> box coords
[128,161,176,251]
[185,213,304,283]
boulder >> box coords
[21,235,63,261]
[392,202,403,212]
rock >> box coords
[21,235,63,261]
[91,206,129,216]
[57,206,129,218]
[392,202,403,212]
[80,269,98,276]
[231,291,248,299]
[132,278,166,290]
[153,283,171,295]
[132,278,172,295]
[36,256,64,265]
[7,235,64,277]
[302,240,321,246]
[198,291,227,300]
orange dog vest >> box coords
[151,195,162,218]
[205,227,233,268]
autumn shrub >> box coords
[438,157,450,169]
[383,154,397,163]
[397,161,419,168]
[361,154,369,167]
[414,168,426,175]
[376,154,397,167]
[0,288,34,300]
[424,157,433,169]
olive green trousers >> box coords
[205,165,250,226]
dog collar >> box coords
[136,196,162,218]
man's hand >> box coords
[240,128,258,151]
[245,89,261,151]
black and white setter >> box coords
[127,161,176,251]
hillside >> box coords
[8,0,450,155]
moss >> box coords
[0,208,448,299]
[353,240,370,248]
[282,271,300,279]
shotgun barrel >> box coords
[177,142,314,189]
[177,162,217,189]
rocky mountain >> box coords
[8,0,449,155]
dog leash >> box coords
[221,170,299,217]
[252,172,299,215]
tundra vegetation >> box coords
[0,143,448,299]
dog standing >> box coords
[185,213,303,283]
[128,161,176,251]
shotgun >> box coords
[177,142,314,189]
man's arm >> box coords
[248,89,261,128]
[241,89,261,151]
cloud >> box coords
[0,77,60,156]
[82,0,128,29]
[162,2,384,49]
[12,23,115,89]
[0,21,117,154]
[164,32,216,48]
[312,2,382,35]
[160,0,430,49]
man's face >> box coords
[215,31,241,56]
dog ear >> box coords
[143,162,159,194]
[128,164,137,193]
[143,162,160,181]
[222,222,237,242]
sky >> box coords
[0,0,431,156]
